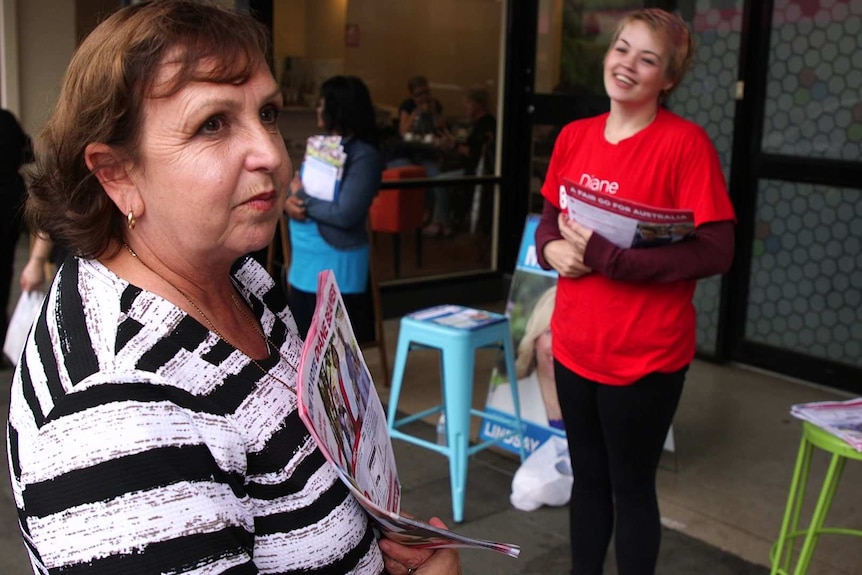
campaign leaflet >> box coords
[791,398,862,451]
[300,135,346,202]
[297,270,521,558]
[560,178,695,249]
[407,305,506,330]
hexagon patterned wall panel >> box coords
[747,182,862,367]
[672,1,742,355]
[763,0,862,160]
[674,0,861,360]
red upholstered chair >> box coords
[369,165,427,277]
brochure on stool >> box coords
[408,304,506,330]
[298,270,521,558]
[791,398,862,451]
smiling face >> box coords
[603,20,674,108]
[127,60,290,262]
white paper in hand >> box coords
[3,291,45,366]
[301,155,341,202]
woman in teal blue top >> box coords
[285,76,382,342]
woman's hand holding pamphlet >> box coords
[301,135,346,202]
[560,178,695,249]
[297,270,521,558]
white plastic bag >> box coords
[3,291,45,366]
[510,435,573,511]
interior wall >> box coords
[0,0,18,111]
[273,0,346,106]
[273,0,306,62]
[306,0,347,61]
[2,0,22,118]
[75,0,118,44]
[344,0,501,116]
[535,0,562,93]
[273,0,502,118]
[17,0,75,135]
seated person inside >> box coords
[424,88,497,237]
[385,76,449,234]
[397,75,446,143]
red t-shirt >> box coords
[541,109,736,385]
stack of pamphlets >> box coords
[790,398,862,451]
[297,270,521,557]
[407,305,506,330]
[301,135,346,201]
[560,178,695,249]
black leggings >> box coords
[555,361,686,575]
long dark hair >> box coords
[319,76,379,148]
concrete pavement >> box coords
[0,365,769,574]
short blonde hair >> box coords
[609,8,694,101]
[515,286,557,379]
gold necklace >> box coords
[227,292,306,386]
[123,243,297,388]
[229,291,271,346]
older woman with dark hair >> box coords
[7,2,458,574]
[284,75,381,342]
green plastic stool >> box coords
[769,421,862,575]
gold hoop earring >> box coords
[127,210,136,230]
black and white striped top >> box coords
[7,255,383,574]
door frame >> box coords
[722,0,862,394]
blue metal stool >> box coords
[386,305,526,522]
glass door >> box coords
[527,0,643,214]
[729,0,862,393]
[271,0,507,285]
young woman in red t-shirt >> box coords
[535,9,736,574]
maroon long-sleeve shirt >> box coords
[535,199,735,282]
